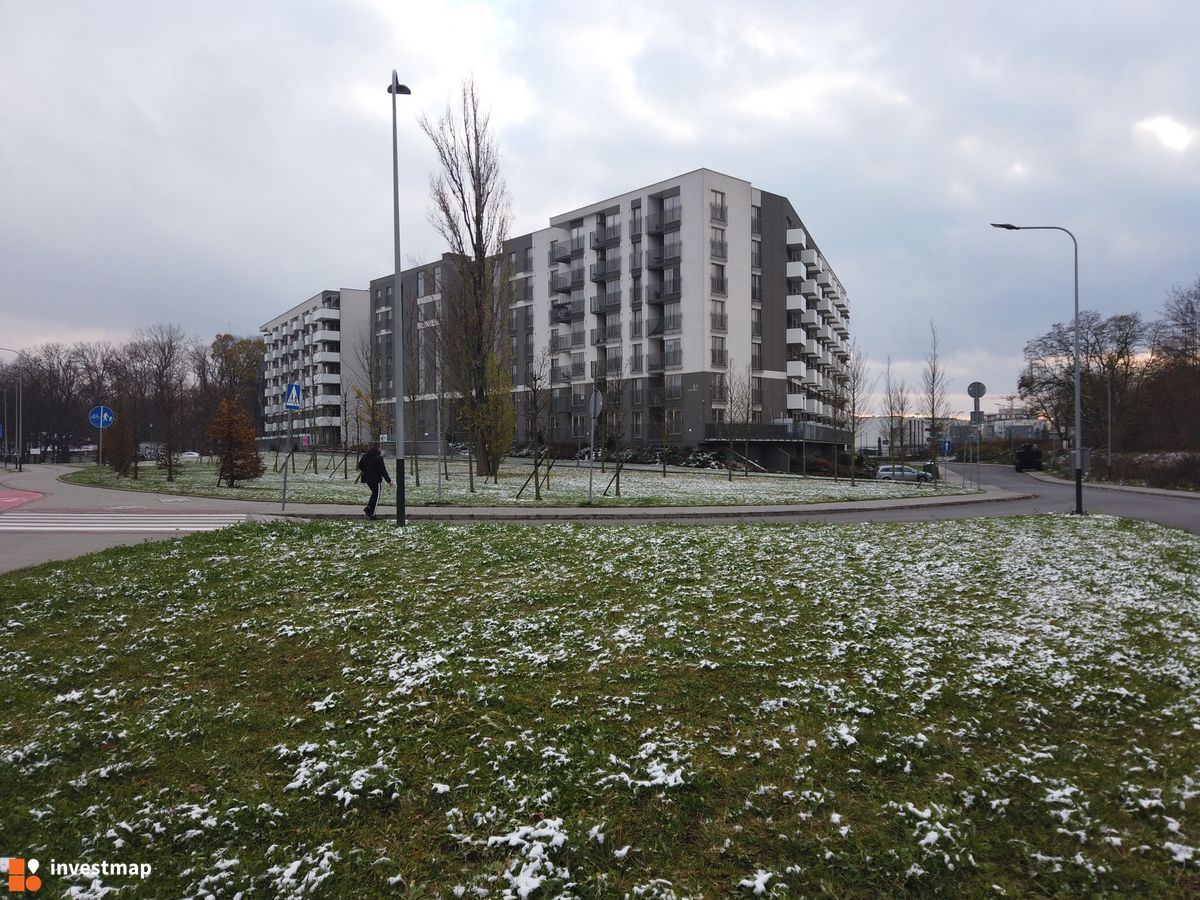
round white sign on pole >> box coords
[589,390,603,419]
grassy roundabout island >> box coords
[62,455,977,508]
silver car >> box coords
[873,464,932,483]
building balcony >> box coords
[801,248,823,276]
[817,297,835,319]
[589,293,623,315]
[710,240,727,260]
[711,276,728,296]
[801,279,820,299]
[589,259,622,282]
[786,293,806,312]
[311,329,340,344]
[552,367,572,384]
[590,325,622,345]
[647,318,664,338]
[549,240,573,264]
[816,272,834,292]
[645,248,664,270]
[549,271,573,294]
[786,261,808,280]
[313,351,339,364]
[666,349,684,368]
[786,359,807,378]
[802,309,820,328]
[646,205,682,234]
[663,241,682,263]
[314,373,341,386]
[647,354,664,373]
[589,222,622,249]
[804,339,821,358]
[314,307,341,322]
[786,327,807,345]
[710,202,728,224]
[786,227,808,248]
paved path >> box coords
[1,462,1196,575]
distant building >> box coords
[259,289,370,448]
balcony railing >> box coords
[629,250,642,271]
[589,293,623,315]
[549,271,573,294]
[711,276,728,296]
[666,348,683,368]
[711,349,727,367]
[550,298,585,323]
[645,249,664,270]
[663,241,682,263]
[589,259,621,281]
[589,222,622,249]
[710,240,727,260]
[590,325,622,345]
[710,203,728,224]
[664,314,683,333]
[711,313,728,331]
[605,356,624,375]
[552,367,571,384]
[646,205,682,234]
[647,354,664,373]
[647,319,664,337]
[549,241,572,263]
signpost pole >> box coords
[282,409,292,511]
[587,388,603,504]
[97,417,103,483]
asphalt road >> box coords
[1,463,1196,576]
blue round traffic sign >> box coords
[89,405,115,429]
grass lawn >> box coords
[2,516,1199,897]
[62,455,975,507]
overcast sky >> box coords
[2,1,1197,414]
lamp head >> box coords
[990,223,1020,230]
[388,71,411,95]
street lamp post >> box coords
[388,71,411,527]
[0,347,23,472]
[991,223,1083,514]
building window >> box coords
[751,342,762,372]
[667,408,682,435]
[666,374,682,400]
[751,204,762,234]
[632,379,644,406]
[711,299,727,332]
[632,343,643,373]
[665,338,682,368]
[751,306,762,337]
[751,273,762,301]
[632,410,644,438]
[751,239,762,269]
[711,336,727,367]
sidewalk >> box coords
[1024,470,1200,501]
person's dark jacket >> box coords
[357,449,392,486]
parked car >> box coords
[873,464,933,483]
[1015,443,1044,472]
[178,451,201,462]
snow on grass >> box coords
[1,514,1198,895]
[64,454,975,507]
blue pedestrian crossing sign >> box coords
[284,383,302,411]
[89,405,115,429]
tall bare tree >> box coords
[136,324,193,481]
[726,363,756,479]
[601,362,630,496]
[420,78,514,478]
[921,320,951,477]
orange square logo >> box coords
[5,858,42,893]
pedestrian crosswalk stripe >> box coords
[0,513,249,532]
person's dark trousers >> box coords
[365,481,380,516]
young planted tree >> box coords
[843,341,875,485]
[883,357,911,468]
[421,78,514,479]
[921,320,951,479]
[726,363,756,479]
[601,362,629,497]
[523,351,552,501]
[207,397,265,488]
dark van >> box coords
[1015,444,1044,473]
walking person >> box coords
[356,443,392,519]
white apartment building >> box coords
[366,168,853,471]
[259,289,370,448]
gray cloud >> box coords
[2,0,1197,414]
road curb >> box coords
[1023,471,1200,501]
